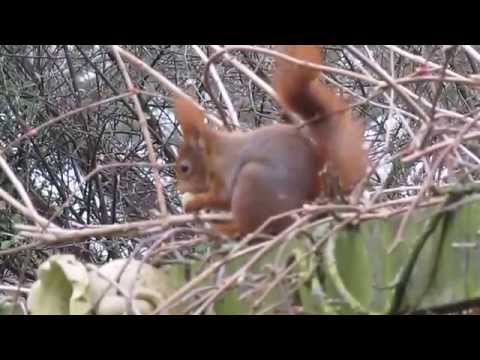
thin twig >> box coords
[110,45,224,127]
[110,45,168,215]
[191,45,239,127]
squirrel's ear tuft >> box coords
[174,95,207,140]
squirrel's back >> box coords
[215,124,319,203]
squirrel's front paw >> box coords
[182,193,201,212]
[185,201,202,213]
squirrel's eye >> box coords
[179,161,190,174]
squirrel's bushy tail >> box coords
[273,45,368,194]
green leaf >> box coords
[0,296,24,315]
[401,200,480,312]
[27,254,92,315]
[316,197,480,314]
[213,233,313,314]
[88,259,186,315]
[27,255,187,315]
[0,239,14,250]
[214,288,251,315]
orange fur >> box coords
[174,46,368,237]
[274,45,368,193]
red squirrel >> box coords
[174,45,368,236]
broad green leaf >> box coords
[401,201,480,312]
[214,233,314,314]
[214,288,250,315]
[313,197,480,314]
[0,239,15,250]
[88,259,186,315]
[0,296,24,315]
[27,255,187,315]
[27,254,92,315]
